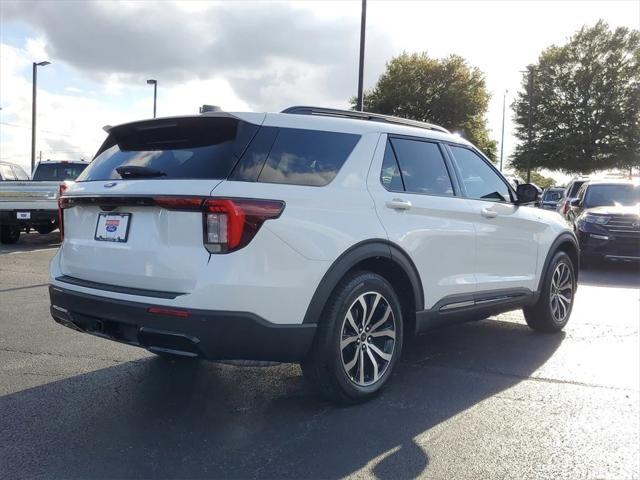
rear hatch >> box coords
[58,113,265,294]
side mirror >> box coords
[516,183,541,205]
[570,198,581,207]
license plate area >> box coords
[95,213,131,243]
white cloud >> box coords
[1,0,638,181]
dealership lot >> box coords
[1,232,639,479]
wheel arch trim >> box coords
[535,231,580,299]
[302,239,424,324]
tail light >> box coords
[57,182,69,240]
[202,198,284,253]
[151,196,285,253]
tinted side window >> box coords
[569,181,585,197]
[449,146,511,202]
[380,141,403,191]
[390,138,453,196]
[229,126,279,182]
[258,128,360,187]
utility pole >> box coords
[356,0,367,111]
[499,90,507,172]
[526,66,535,183]
[31,61,51,173]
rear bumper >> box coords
[49,286,316,362]
[0,209,57,227]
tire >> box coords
[524,251,576,333]
[36,225,56,235]
[301,271,404,404]
[0,225,20,244]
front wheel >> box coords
[301,271,403,404]
[524,251,576,333]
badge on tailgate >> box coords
[95,213,131,242]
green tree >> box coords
[512,21,640,174]
[516,169,557,189]
[353,52,497,160]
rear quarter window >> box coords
[257,128,360,187]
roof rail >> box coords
[281,106,450,134]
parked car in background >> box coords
[557,177,589,219]
[571,180,640,265]
[537,187,564,210]
[49,107,578,404]
[0,160,88,244]
[0,161,30,181]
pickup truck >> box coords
[0,160,88,244]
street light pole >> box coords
[147,79,157,118]
[356,0,367,111]
[499,90,507,172]
[31,61,51,174]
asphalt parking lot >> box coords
[1,232,639,480]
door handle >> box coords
[481,208,498,218]
[386,198,412,210]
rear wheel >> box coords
[524,251,576,333]
[301,271,403,404]
[0,225,20,244]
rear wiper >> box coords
[115,166,167,179]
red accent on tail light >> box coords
[202,198,285,253]
[152,197,204,211]
[147,306,191,318]
[57,182,69,240]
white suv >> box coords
[49,107,579,403]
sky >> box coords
[1,0,639,180]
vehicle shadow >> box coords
[0,230,61,254]
[579,261,640,289]
[0,319,563,479]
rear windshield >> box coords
[33,163,87,181]
[77,117,258,181]
[543,190,562,201]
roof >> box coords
[107,109,472,148]
[281,106,450,134]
